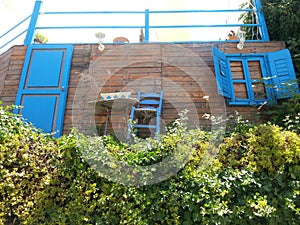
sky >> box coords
[0,0,245,48]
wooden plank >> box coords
[0,48,13,95]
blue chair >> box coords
[127,90,163,139]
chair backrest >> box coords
[136,90,163,112]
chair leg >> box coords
[127,123,131,139]
[156,116,160,134]
[127,107,135,140]
[104,109,109,135]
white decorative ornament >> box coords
[95,32,105,51]
[236,29,246,50]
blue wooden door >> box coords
[14,45,73,137]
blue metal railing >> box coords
[0,0,269,52]
[0,15,31,51]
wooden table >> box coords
[89,98,139,135]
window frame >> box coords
[226,55,271,106]
[212,47,299,106]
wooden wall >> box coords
[0,46,27,104]
[0,48,12,95]
[0,42,286,136]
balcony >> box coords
[0,0,269,53]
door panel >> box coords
[21,95,57,133]
[26,50,64,87]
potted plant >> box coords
[33,33,49,44]
[227,30,238,40]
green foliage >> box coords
[287,38,300,76]
[261,0,300,77]
[239,1,260,40]
[218,123,300,224]
[265,94,300,133]
[219,123,300,173]
[260,0,300,43]
[34,33,48,44]
[0,104,59,224]
[0,105,299,224]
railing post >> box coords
[24,0,43,45]
[253,0,270,41]
[144,9,150,43]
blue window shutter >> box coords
[267,49,299,99]
[212,46,232,98]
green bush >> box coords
[218,123,300,173]
[0,105,60,224]
[218,123,300,224]
[265,94,300,133]
[1,105,299,224]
